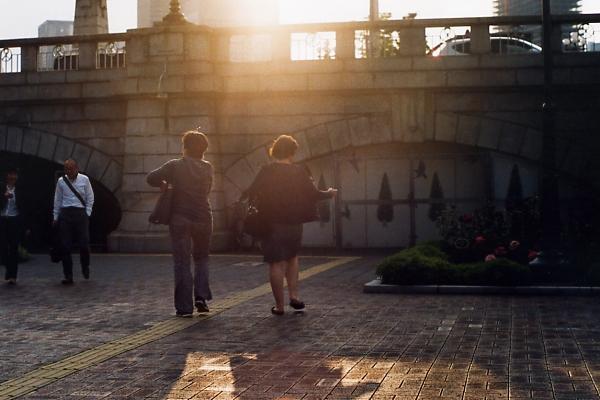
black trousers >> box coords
[0,216,20,280]
[58,208,90,279]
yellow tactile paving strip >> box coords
[0,257,360,400]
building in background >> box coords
[137,0,279,28]
[38,20,74,38]
[495,0,581,16]
[494,0,581,45]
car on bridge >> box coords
[429,36,542,57]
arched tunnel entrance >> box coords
[1,152,121,251]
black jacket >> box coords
[243,163,332,224]
[0,183,29,229]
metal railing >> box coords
[96,41,126,69]
[220,13,600,62]
[0,32,127,73]
[38,44,78,71]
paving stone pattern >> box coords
[0,254,325,385]
[2,255,600,399]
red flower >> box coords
[528,250,539,260]
[474,236,486,245]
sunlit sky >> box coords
[1,0,599,40]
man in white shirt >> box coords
[53,159,95,284]
[1,168,28,284]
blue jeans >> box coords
[169,213,213,314]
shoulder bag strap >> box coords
[62,175,86,207]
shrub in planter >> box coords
[376,243,450,285]
[377,252,451,285]
[376,244,532,286]
[458,258,532,286]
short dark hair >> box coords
[5,167,18,176]
[182,131,208,158]
[269,135,298,160]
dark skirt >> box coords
[262,223,303,263]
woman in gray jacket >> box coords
[147,131,213,318]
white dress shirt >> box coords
[53,173,95,220]
[1,185,18,217]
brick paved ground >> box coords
[1,254,600,399]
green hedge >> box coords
[376,243,532,286]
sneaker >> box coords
[61,278,74,285]
[195,299,209,313]
[82,268,90,280]
[175,312,193,318]
[7,279,16,285]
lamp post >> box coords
[530,0,563,268]
[368,0,379,57]
[162,0,188,25]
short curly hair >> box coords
[269,135,298,160]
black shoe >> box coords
[176,312,193,318]
[61,278,74,285]
[7,278,16,285]
[195,299,209,313]
[289,299,305,310]
[271,306,284,316]
[82,268,89,280]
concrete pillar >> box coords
[336,29,355,60]
[21,45,38,72]
[399,27,426,56]
[273,31,291,61]
[77,41,97,69]
[471,24,491,55]
[74,0,109,36]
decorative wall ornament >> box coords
[0,48,13,62]
[53,45,65,59]
[377,173,394,226]
[428,172,446,222]
[414,160,427,179]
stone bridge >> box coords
[0,14,599,251]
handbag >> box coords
[148,186,173,225]
[242,202,269,238]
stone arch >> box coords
[222,112,588,206]
[0,124,122,193]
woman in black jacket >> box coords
[0,168,29,284]
[243,135,337,315]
